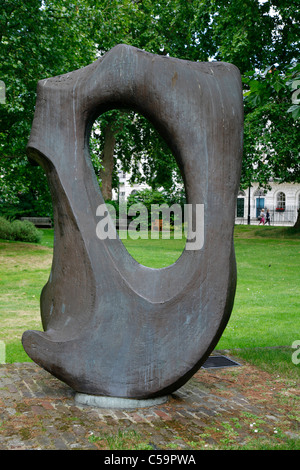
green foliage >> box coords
[1,0,299,209]
[243,63,300,112]
[127,187,186,211]
[0,216,11,239]
[200,0,298,72]
[10,219,42,243]
[0,216,41,243]
[286,65,300,120]
[0,174,53,219]
[126,187,186,228]
[242,63,300,187]
[90,109,181,193]
[0,0,96,211]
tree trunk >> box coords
[294,208,300,229]
[99,124,116,201]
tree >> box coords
[1,0,192,208]
[90,109,183,200]
[241,63,300,188]
[0,0,97,216]
[192,0,299,75]
[195,1,299,190]
[88,0,202,200]
[91,0,300,200]
[1,0,299,214]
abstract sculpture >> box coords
[22,45,243,401]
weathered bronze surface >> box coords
[22,45,243,398]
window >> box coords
[236,198,244,217]
[254,188,266,197]
[276,192,286,211]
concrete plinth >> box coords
[75,393,169,409]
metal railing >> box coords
[236,205,298,226]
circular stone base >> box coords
[75,393,168,409]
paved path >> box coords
[0,357,299,450]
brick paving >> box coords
[0,358,299,450]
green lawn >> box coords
[220,236,299,349]
[0,225,299,377]
[0,240,52,362]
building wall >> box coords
[114,173,300,227]
[112,171,150,201]
[236,182,300,226]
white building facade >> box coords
[113,170,150,201]
[114,172,300,227]
[236,182,300,226]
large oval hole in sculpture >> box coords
[89,109,186,268]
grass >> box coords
[0,225,299,379]
[220,236,299,349]
[0,226,299,451]
[229,346,299,380]
[88,429,153,450]
[118,229,186,268]
[0,239,52,362]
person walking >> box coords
[259,208,265,225]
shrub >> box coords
[0,217,42,243]
[0,216,13,240]
[126,188,186,229]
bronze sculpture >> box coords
[22,45,243,400]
